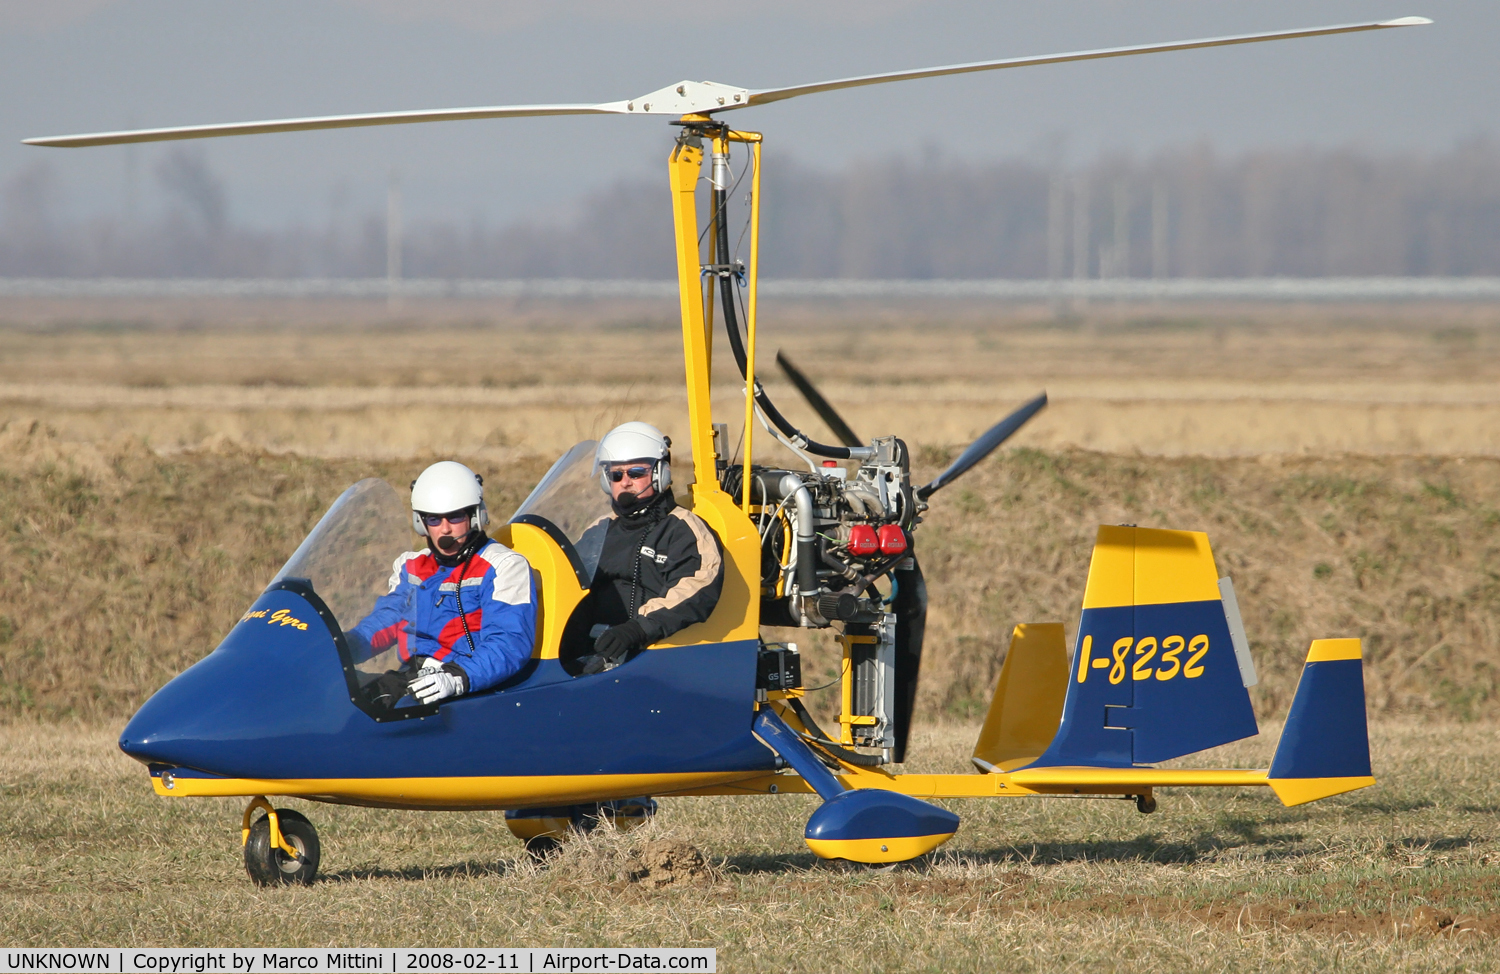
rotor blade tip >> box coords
[1382,16,1432,26]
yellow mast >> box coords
[660,118,762,643]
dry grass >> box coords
[5,720,1500,971]
[5,300,1500,459]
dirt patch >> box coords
[628,839,711,889]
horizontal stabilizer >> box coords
[1267,639,1375,806]
[972,623,1067,772]
[1026,526,1259,769]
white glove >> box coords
[409,664,466,704]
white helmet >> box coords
[596,421,672,495]
[410,460,489,535]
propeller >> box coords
[890,556,928,764]
[775,350,862,449]
[24,18,1428,147]
[916,393,1048,501]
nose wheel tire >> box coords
[244,808,320,886]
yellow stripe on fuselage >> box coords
[151,764,1364,808]
[152,770,768,809]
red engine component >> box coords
[877,524,907,556]
[847,524,879,557]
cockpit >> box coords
[267,441,614,720]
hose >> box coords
[787,697,886,767]
[711,177,862,460]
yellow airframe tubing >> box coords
[724,129,764,512]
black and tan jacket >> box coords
[578,491,725,645]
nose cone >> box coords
[121,589,354,778]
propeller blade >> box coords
[891,554,927,765]
[916,393,1047,501]
[743,18,1431,109]
[775,350,862,448]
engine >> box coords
[722,435,922,753]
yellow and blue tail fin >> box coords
[1266,638,1375,805]
[1026,525,1260,769]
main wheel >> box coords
[524,836,563,862]
[244,809,320,886]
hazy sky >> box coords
[0,1,1489,228]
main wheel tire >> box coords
[524,836,562,862]
[244,809,320,887]
[819,857,902,874]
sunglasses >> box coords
[607,465,653,483]
[420,510,472,527]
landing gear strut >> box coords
[242,796,320,886]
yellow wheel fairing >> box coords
[805,833,955,863]
[504,815,573,841]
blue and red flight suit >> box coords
[351,538,537,694]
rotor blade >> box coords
[775,350,862,448]
[916,392,1047,501]
[743,17,1431,109]
[23,104,623,148]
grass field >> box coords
[5,301,1500,967]
[4,298,1500,459]
[6,720,1500,971]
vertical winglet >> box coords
[972,623,1067,772]
[1267,638,1375,806]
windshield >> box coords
[509,439,611,582]
[270,478,413,641]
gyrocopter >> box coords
[26,15,1426,884]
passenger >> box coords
[575,422,724,674]
[352,461,537,708]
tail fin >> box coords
[972,623,1067,772]
[1026,525,1259,769]
[1267,638,1375,806]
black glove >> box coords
[593,620,649,666]
[368,669,414,710]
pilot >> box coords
[352,461,537,708]
[575,422,724,674]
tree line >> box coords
[2,140,1497,279]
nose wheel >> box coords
[242,797,320,886]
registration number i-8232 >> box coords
[1075,634,1209,685]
